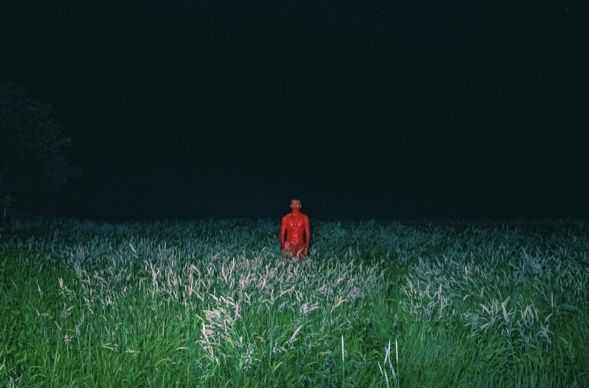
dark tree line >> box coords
[0,83,80,221]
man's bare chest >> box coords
[285,217,305,230]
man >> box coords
[280,199,311,260]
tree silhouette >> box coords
[0,83,80,216]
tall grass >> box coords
[0,218,587,386]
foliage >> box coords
[0,83,79,212]
[0,219,587,386]
[0,194,17,223]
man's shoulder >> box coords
[282,213,308,221]
[296,213,310,222]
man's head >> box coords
[290,199,302,212]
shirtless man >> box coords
[280,199,311,260]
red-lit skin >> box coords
[280,199,311,260]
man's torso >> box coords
[283,213,307,246]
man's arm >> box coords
[304,215,311,255]
[279,216,287,250]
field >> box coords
[0,218,587,387]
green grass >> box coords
[0,218,587,387]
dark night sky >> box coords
[1,0,587,219]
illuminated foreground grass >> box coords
[1,219,587,387]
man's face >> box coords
[290,200,301,211]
